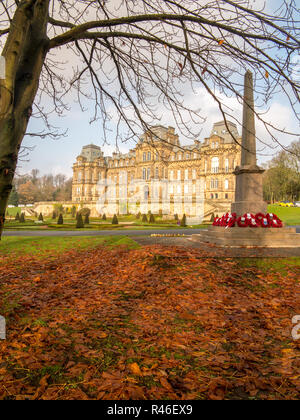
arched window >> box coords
[225,179,229,190]
[143,152,146,162]
[225,158,229,172]
[142,168,146,180]
[77,171,82,182]
[155,167,159,178]
[211,157,219,173]
[147,152,151,161]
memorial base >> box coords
[190,226,300,248]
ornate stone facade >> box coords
[72,122,241,219]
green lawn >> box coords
[238,257,300,273]
[267,205,300,225]
[0,235,139,257]
[4,215,206,231]
[4,205,299,230]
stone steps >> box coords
[190,226,300,248]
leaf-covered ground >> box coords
[0,244,299,400]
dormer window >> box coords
[211,142,215,148]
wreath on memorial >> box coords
[213,212,283,228]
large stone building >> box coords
[72,122,241,220]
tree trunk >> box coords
[0,0,50,239]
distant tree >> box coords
[102,214,107,221]
[180,214,187,227]
[18,181,39,204]
[142,214,148,223]
[263,140,300,202]
[76,214,84,228]
[84,214,89,224]
[57,214,63,225]
[38,213,43,221]
[19,213,25,223]
[8,185,19,207]
[149,213,155,223]
[15,212,20,221]
[112,214,119,225]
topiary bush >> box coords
[180,214,187,227]
[136,212,141,219]
[19,213,25,223]
[15,212,20,221]
[84,214,89,224]
[76,214,84,228]
[38,213,43,221]
[174,214,179,221]
[149,213,155,223]
[57,214,63,225]
[112,214,119,225]
[142,214,148,223]
[102,213,107,221]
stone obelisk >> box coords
[231,71,267,215]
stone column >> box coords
[231,71,267,215]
